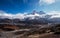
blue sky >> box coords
[0,0,60,14]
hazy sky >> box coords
[0,0,60,13]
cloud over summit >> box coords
[0,10,60,20]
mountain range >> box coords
[0,11,60,24]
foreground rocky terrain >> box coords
[0,30,60,38]
[0,24,60,38]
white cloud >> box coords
[0,10,60,20]
[46,11,60,15]
[39,0,56,5]
[0,11,25,19]
[0,11,13,19]
[13,13,25,20]
[0,10,45,19]
[46,11,60,18]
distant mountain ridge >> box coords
[0,11,60,24]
